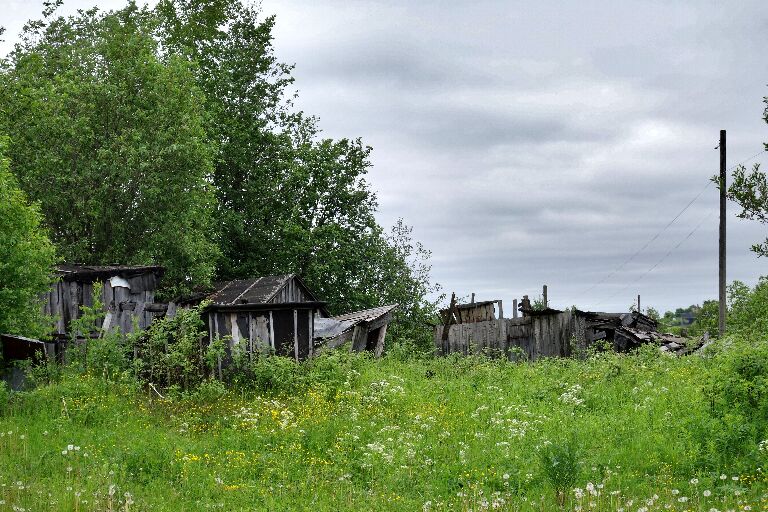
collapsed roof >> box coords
[56,264,164,282]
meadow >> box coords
[1,337,767,512]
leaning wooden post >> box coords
[543,285,548,308]
[441,293,457,353]
[513,299,518,319]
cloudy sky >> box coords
[3,1,767,313]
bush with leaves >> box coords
[700,334,768,470]
[538,437,580,507]
[132,302,211,391]
[0,135,57,337]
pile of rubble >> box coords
[582,310,707,356]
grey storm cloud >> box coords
[261,0,768,313]
[3,0,767,312]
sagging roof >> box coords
[56,264,164,282]
[577,310,657,332]
[332,304,398,324]
[314,304,398,341]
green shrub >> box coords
[132,302,211,391]
[0,381,9,414]
[188,378,228,404]
[538,438,580,507]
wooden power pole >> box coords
[719,129,727,336]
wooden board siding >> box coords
[205,305,320,362]
[46,275,158,338]
[267,277,314,304]
[435,310,586,360]
[457,303,496,323]
[252,314,270,352]
[439,301,499,325]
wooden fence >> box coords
[434,310,586,360]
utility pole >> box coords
[719,129,727,337]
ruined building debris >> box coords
[435,292,708,360]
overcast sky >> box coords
[3,1,767,313]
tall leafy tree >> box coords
[155,0,441,342]
[0,2,219,296]
[2,0,440,346]
[726,93,768,256]
[0,135,57,337]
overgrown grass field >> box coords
[2,339,767,511]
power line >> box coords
[593,210,715,307]
[580,148,767,298]
[579,180,712,297]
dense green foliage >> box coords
[0,136,57,337]
[0,3,219,297]
[0,0,440,339]
[658,279,767,338]
[2,342,768,511]
[725,93,768,256]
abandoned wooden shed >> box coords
[0,333,55,390]
[46,264,165,340]
[183,275,329,361]
[314,304,398,356]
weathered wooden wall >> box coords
[207,307,316,361]
[436,319,507,356]
[267,279,314,304]
[456,303,496,323]
[44,274,160,338]
[435,310,587,360]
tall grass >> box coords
[1,339,767,511]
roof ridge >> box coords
[231,276,264,304]
[263,273,295,303]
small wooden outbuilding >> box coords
[185,275,329,361]
[45,264,165,340]
[0,333,55,390]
